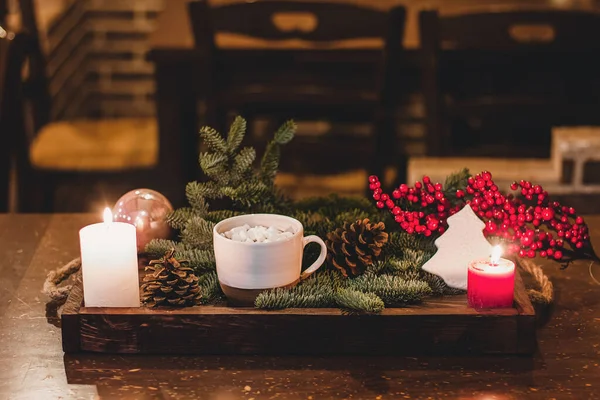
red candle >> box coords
[467,246,515,309]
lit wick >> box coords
[490,245,502,266]
[103,207,113,225]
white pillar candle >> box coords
[79,207,140,307]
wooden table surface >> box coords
[0,213,599,399]
[150,0,599,51]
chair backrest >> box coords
[189,0,393,49]
[188,1,406,179]
[1,31,49,164]
[16,0,50,132]
[419,9,600,157]
[420,9,600,51]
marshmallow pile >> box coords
[221,224,295,243]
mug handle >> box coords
[300,235,328,280]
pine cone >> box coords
[141,249,202,307]
[326,218,389,277]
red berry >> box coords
[510,182,518,190]
[368,175,378,183]
[575,216,584,225]
[541,208,555,221]
[392,190,401,199]
[376,201,384,209]
[386,199,395,208]
[423,176,431,184]
[381,193,389,201]
[456,190,465,198]
[373,194,381,201]
[553,250,563,260]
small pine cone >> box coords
[326,218,389,277]
[141,249,202,307]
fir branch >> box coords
[443,168,471,207]
[180,217,215,249]
[199,126,227,153]
[204,210,242,223]
[197,272,224,304]
[232,147,256,178]
[259,141,280,184]
[255,270,343,309]
[187,181,223,200]
[444,167,470,190]
[222,181,271,207]
[259,119,296,184]
[273,119,296,144]
[166,207,198,230]
[420,271,465,296]
[185,183,210,214]
[175,248,215,273]
[334,288,384,314]
[144,239,187,257]
[255,287,335,309]
[199,152,229,181]
[226,115,246,153]
[350,274,432,306]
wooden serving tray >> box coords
[61,270,536,355]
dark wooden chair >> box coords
[0,34,11,212]
[419,9,600,158]
[188,0,406,194]
[0,28,189,212]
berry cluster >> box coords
[369,175,461,237]
[369,171,597,264]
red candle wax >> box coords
[467,257,515,309]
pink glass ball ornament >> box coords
[112,189,173,252]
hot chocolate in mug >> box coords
[213,213,327,305]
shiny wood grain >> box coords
[0,213,599,398]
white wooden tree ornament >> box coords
[421,205,492,290]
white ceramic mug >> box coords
[213,214,327,290]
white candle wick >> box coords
[103,207,113,225]
[490,245,502,265]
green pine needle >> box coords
[199,126,228,153]
[273,119,296,144]
[232,147,256,178]
[350,274,432,306]
[185,183,210,214]
[259,141,281,183]
[144,239,187,257]
[175,248,215,273]
[197,272,224,304]
[335,288,384,314]
[166,207,198,230]
[180,217,215,249]
[226,116,246,153]
[204,210,242,223]
[199,152,228,181]
[186,181,223,200]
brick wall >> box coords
[36,0,164,120]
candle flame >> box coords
[103,207,113,224]
[490,245,502,265]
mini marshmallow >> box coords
[222,224,296,243]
